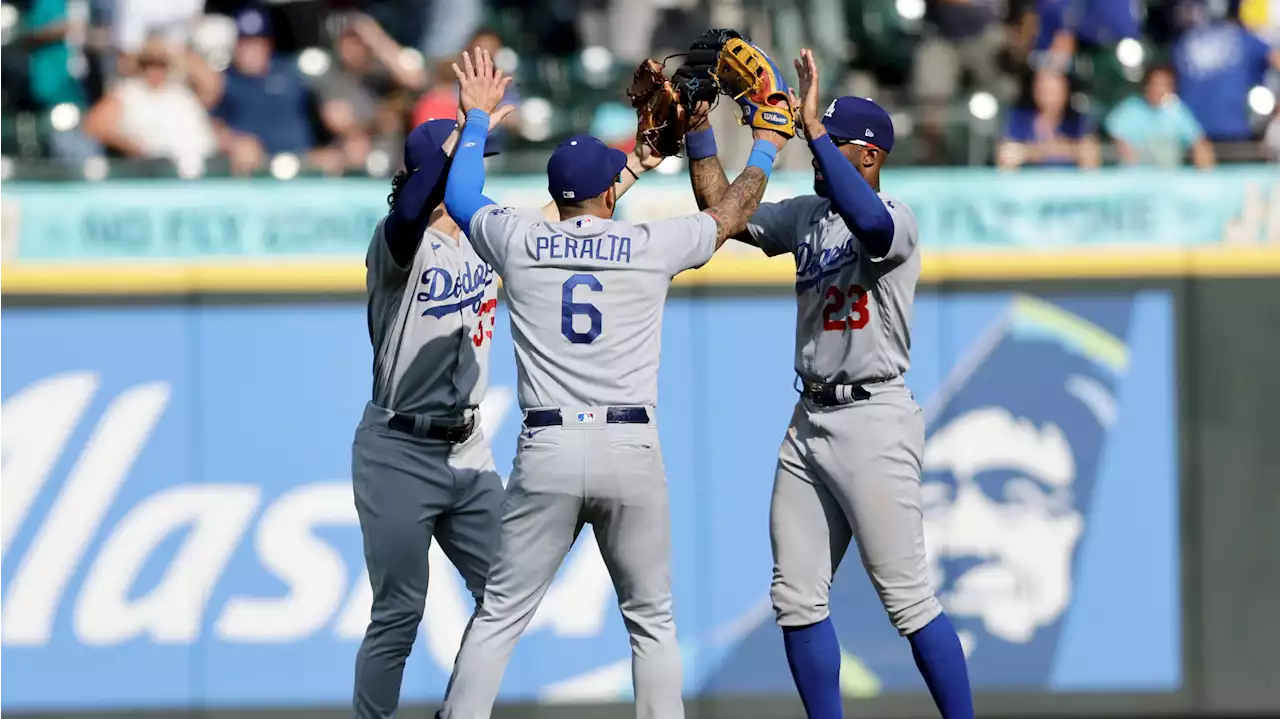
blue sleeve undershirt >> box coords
[808,134,894,259]
[383,147,448,267]
[443,109,497,238]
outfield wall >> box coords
[2,170,1279,717]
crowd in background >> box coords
[1,0,1278,178]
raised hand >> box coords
[452,46,512,116]
[792,48,822,133]
[632,128,666,170]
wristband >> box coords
[745,138,778,178]
[685,127,718,160]
[625,164,641,181]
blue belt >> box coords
[523,406,651,428]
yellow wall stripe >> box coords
[3,246,1279,296]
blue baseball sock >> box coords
[782,618,844,718]
[907,613,974,719]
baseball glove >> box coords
[627,58,686,157]
[628,29,744,157]
[715,38,796,139]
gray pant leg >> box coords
[440,428,584,719]
[770,402,854,627]
[351,425,451,719]
[586,424,683,719]
[808,392,942,635]
[435,431,505,601]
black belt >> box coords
[523,406,650,428]
[387,413,475,443]
[799,378,875,407]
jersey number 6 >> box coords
[562,273,603,344]
[822,284,869,332]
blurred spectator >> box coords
[912,0,1015,163]
[209,6,327,175]
[421,0,482,61]
[82,36,219,167]
[111,0,203,75]
[1173,1,1280,142]
[1105,63,1215,168]
[412,29,521,143]
[997,68,1101,169]
[1026,0,1078,71]
[22,0,88,110]
[314,12,425,170]
[1072,0,1143,111]
[413,60,463,124]
[19,0,102,161]
[1239,0,1280,45]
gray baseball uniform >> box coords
[352,218,504,719]
[438,205,718,719]
[745,194,943,636]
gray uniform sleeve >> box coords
[468,204,535,275]
[639,212,719,275]
[744,200,802,257]
[366,217,410,286]
[871,198,920,265]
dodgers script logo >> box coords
[417,261,494,318]
[794,237,859,293]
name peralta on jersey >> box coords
[466,205,718,410]
[365,218,498,416]
[746,193,921,385]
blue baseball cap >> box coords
[547,134,628,202]
[395,119,499,214]
[821,96,895,153]
[404,118,499,170]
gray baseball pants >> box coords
[352,402,504,719]
[770,379,943,635]
[439,410,682,719]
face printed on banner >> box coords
[921,407,1083,648]
[914,295,1132,668]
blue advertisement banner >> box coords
[0,291,1180,710]
[2,166,1276,262]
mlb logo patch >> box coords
[576,412,596,423]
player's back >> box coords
[504,213,716,408]
[471,206,717,410]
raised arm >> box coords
[685,112,732,211]
[442,48,511,237]
[685,116,772,247]
[793,49,894,259]
[444,109,497,236]
[701,130,786,249]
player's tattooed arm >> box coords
[702,165,769,250]
[688,155,730,211]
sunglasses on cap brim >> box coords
[834,137,883,152]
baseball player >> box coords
[433,48,788,718]
[352,87,659,718]
[684,49,974,718]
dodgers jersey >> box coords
[366,218,498,415]
[468,205,717,410]
[746,194,921,385]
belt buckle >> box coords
[448,416,475,443]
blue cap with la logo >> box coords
[820,96,895,153]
